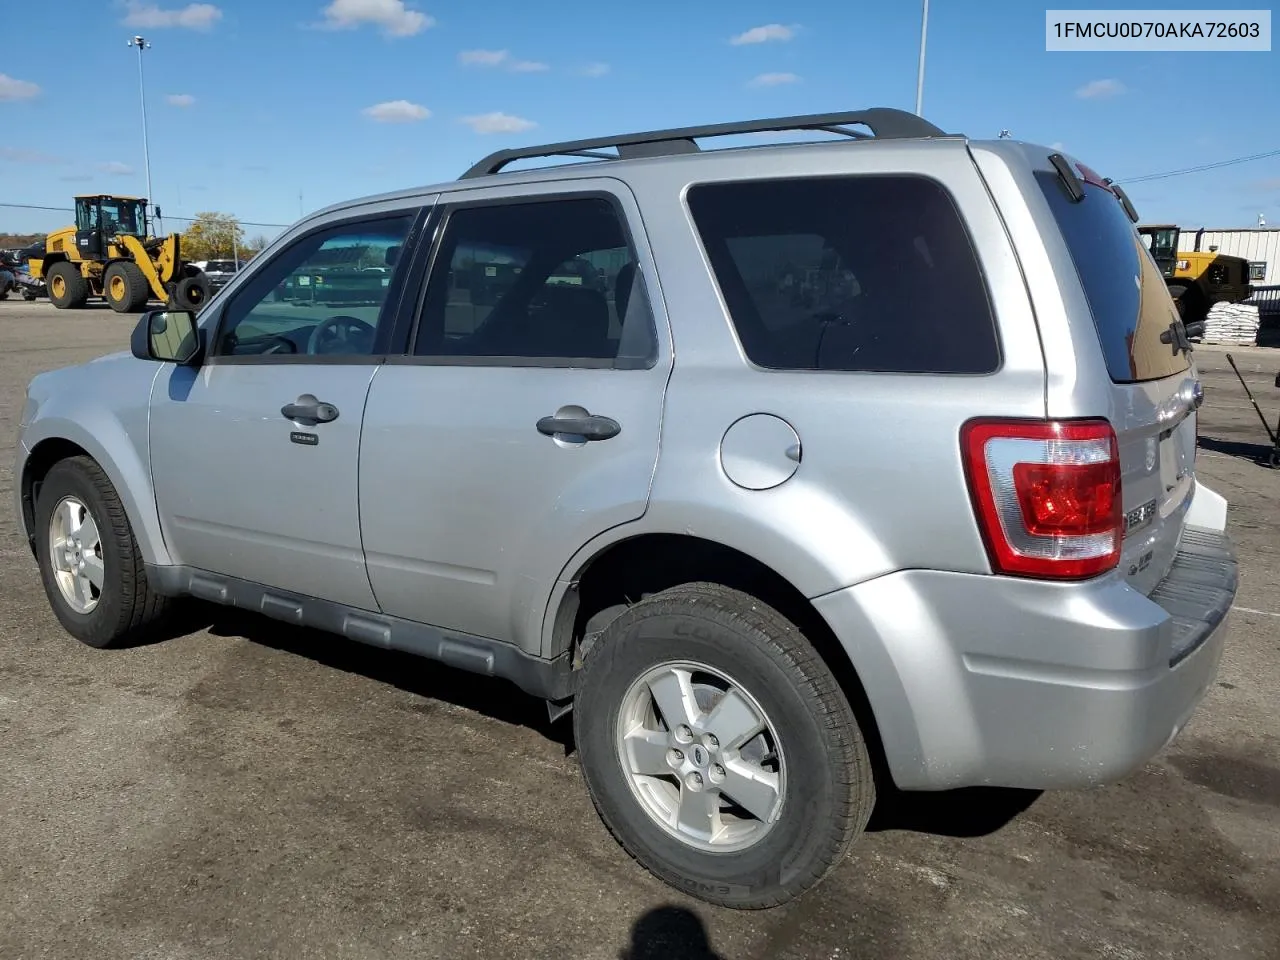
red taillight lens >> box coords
[962,419,1122,580]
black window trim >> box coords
[385,187,660,371]
[681,171,1004,378]
[202,204,432,367]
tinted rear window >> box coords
[1036,171,1188,383]
[686,175,999,374]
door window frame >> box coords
[201,203,432,367]
[391,183,666,371]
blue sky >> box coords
[1,0,1277,239]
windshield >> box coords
[99,198,145,236]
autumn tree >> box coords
[180,212,245,260]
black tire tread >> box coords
[47,262,90,309]
[105,261,151,313]
[575,581,874,909]
[37,455,171,647]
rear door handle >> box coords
[536,413,621,441]
[282,393,339,424]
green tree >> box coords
[181,212,245,260]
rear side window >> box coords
[1035,171,1188,383]
[686,175,999,374]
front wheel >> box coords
[573,582,876,909]
[174,273,210,312]
[34,456,172,648]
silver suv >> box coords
[14,108,1239,909]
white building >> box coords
[1176,227,1280,286]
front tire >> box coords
[573,582,875,909]
[104,261,151,313]
[34,456,172,648]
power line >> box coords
[0,201,289,229]
[1115,147,1280,185]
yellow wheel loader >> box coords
[29,195,211,314]
[1138,224,1253,328]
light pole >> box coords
[128,35,155,216]
[914,0,929,116]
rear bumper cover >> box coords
[815,514,1237,791]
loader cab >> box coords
[1138,224,1180,279]
[74,195,149,260]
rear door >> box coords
[1028,159,1198,594]
[357,178,671,648]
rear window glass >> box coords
[686,175,1000,374]
[1035,171,1188,383]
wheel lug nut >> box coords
[710,764,725,783]
[706,734,719,749]
[675,725,693,743]
[685,772,703,790]
[668,749,684,767]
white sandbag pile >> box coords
[1199,301,1260,345]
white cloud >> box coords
[731,23,796,45]
[1,146,61,164]
[98,161,136,176]
[362,99,431,122]
[321,0,433,37]
[580,62,610,77]
[0,73,40,101]
[748,72,800,87]
[459,49,548,72]
[123,2,223,30]
[1050,141,1066,151]
[60,174,95,183]
[459,48,509,66]
[1075,78,1125,99]
[166,93,196,107]
[461,112,536,134]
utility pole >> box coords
[915,0,929,116]
[128,35,155,214]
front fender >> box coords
[18,363,170,567]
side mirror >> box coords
[131,309,202,365]
[1183,319,1206,341]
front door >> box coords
[149,205,425,610]
[359,181,671,646]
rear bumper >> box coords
[815,513,1237,792]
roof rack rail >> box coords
[459,107,949,180]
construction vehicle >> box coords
[28,194,210,313]
[1138,224,1253,327]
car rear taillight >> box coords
[961,419,1122,580]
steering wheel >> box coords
[308,315,377,354]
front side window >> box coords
[413,196,656,367]
[213,214,415,359]
[686,175,1000,374]
[1249,261,1267,282]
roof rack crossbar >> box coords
[459,107,948,179]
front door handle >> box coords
[282,393,339,424]
[536,413,621,442]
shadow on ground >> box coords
[1198,435,1279,467]
[867,782,1041,838]
[619,906,725,960]
[159,601,571,748]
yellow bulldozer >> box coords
[1138,224,1253,328]
[29,194,210,313]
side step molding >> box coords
[148,565,577,701]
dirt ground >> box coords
[1,301,1277,960]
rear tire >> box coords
[46,262,90,310]
[573,582,876,909]
[103,261,151,313]
[174,273,210,312]
[33,456,173,648]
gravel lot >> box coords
[2,300,1277,960]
